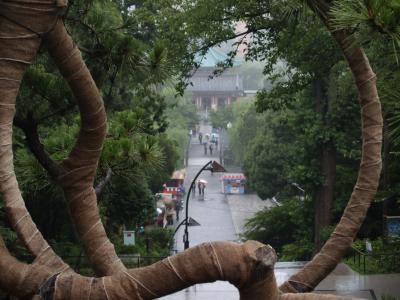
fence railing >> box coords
[17,248,400,275]
[351,247,367,274]
[349,247,400,274]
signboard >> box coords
[123,230,135,246]
[221,173,246,194]
[386,216,400,241]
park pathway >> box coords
[161,122,256,299]
[175,122,238,252]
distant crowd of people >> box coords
[190,129,219,157]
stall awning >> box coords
[171,169,186,180]
[221,173,246,180]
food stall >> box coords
[220,173,246,194]
[162,169,186,196]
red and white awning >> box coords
[220,173,246,180]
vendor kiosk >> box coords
[162,169,186,196]
[221,173,246,194]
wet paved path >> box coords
[174,123,238,252]
[161,123,241,299]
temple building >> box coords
[187,48,244,111]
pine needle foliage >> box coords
[330,0,400,62]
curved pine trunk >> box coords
[0,240,279,299]
[53,241,280,299]
[0,1,123,277]
[44,20,125,276]
[280,29,383,294]
[0,238,361,299]
[0,0,69,273]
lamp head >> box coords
[207,160,226,173]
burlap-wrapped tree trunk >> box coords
[45,18,126,277]
[0,0,70,274]
[0,0,381,299]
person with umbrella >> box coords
[198,179,207,196]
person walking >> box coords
[204,142,208,155]
[201,183,205,196]
[191,182,196,196]
[209,143,213,156]
[197,181,202,195]
[198,132,203,144]
[175,198,182,222]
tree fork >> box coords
[14,111,64,178]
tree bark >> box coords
[314,141,336,251]
[0,239,279,299]
[0,237,361,299]
[312,78,337,251]
[44,20,125,276]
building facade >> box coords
[187,48,244,111]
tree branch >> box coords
[14,112,64,179]
[37,104,75,123]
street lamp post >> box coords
[182,160,225,250]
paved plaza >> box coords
[162,122,400,300]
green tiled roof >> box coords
[195,48,241,68]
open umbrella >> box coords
[198,179,208,184]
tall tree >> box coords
[252,12,344,250]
